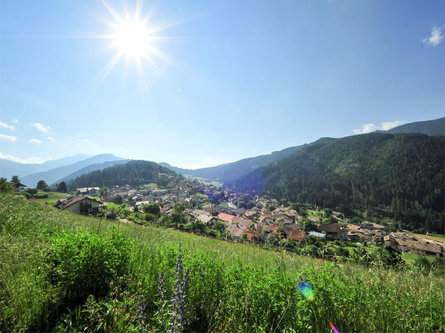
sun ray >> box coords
[100,0,123,26]
[81,0,200,94]
[90,51,123,96]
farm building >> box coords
[55,195,103,215]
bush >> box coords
[0,178,15,193]
[144,212,157,222]
[46,231,134,305]
[142,202,160,216]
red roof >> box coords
[243,229,262,240]
[160,207,170,214]
[232,216,251,225]
[218,212,235,223]
[283,224,305,241]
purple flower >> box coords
[167,254,191,332]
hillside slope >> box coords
[385,117,445,136]
[161,144,307,183]
[229,133,444,232]
[1,194,444,332]
[161,118,444,184]
[67,160,177,189]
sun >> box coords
[111,18,154,61]
[88,0,181,93]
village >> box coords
[50,176,445,260]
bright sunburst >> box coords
[91,0,179,92]
[111,19,154,60]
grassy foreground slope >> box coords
[1,195,444,332]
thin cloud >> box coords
[31,122,51,133]
[423,26,443,46]
[0,152,45,164]
[12,119,19,123]
[353,123,379,134]
[0,121,14,130]
[381,120,408,130]
[29,138,43,144]
[353,120,408,134]
[0,134,17,142]
[48,136,54,141]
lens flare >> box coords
[329,322,340,333]
[298,279,315,302]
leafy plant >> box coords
[46,231,134,304]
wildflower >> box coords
[169,254,191,333]
[136,294,147,332]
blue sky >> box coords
[0,0,444,169]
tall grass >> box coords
[1,194,444,332]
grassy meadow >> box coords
[0,194,444,332]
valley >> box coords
[1,2,444,331]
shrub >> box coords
[46,231,134,305]
[0,178,15,193]
[142,202,160,216]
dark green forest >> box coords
[68,160,177,189]
[229,133,445,233]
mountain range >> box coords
[0,154,90,181]
[160,117,445,184]
[4,154,125,188]
[1,117,443,189]
[159,144,308,184]
[1,116,443,232]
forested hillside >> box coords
[385,117,445,136]
[229,133,445,233]
[68,160,177,189]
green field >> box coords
[413,233,445,244]
[1,194,444,332]
[36,191,72,205]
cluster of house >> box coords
[184,205,306,242]
[52,180,445,259]
[105,180,203,208]
[203,183,258,206]
[76,187,100,196]
[384,232,444,257]
[183,203,445,258]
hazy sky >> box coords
[0,0,444,168]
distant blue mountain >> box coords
[58,159,128,184]
[0,154,90,181]
[21,154,124,187]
